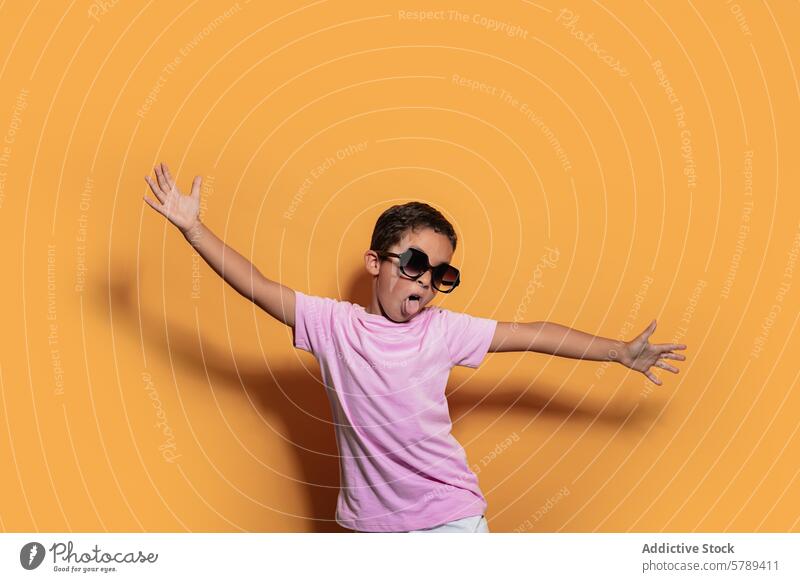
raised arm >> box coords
[143,162,295,327]
[488,319,686,385]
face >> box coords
[364,227,455,322]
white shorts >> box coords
[408,514,490,533]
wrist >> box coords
[608,340,628,364]
[181,219,203,243]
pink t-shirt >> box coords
[292,290,498,532]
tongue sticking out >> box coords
[404,296,421,316]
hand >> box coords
[618,319,687,385]
[143,162,202,235]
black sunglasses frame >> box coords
[373,247,461,293]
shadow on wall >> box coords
[103,263,660,532]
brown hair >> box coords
[369,201,457,254]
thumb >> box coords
[638,319,656,340]
[190,175,202,197]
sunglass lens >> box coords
[401,248,429,277]
[398,248,460,291]
[434,265,459,289]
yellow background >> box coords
[0,0,798,532]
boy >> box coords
[143,162,687,533]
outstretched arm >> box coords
[143,162,296,327]
[488,319,686,385]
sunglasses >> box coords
[373,247,461,293]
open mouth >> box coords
[403,293,423,315]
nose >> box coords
[416,270,431,289]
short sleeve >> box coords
[435,307,498,368]
[292,290,337,354]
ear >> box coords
[364,250,381,276]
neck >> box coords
[366,295,389,317]
[365,294,409,323]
